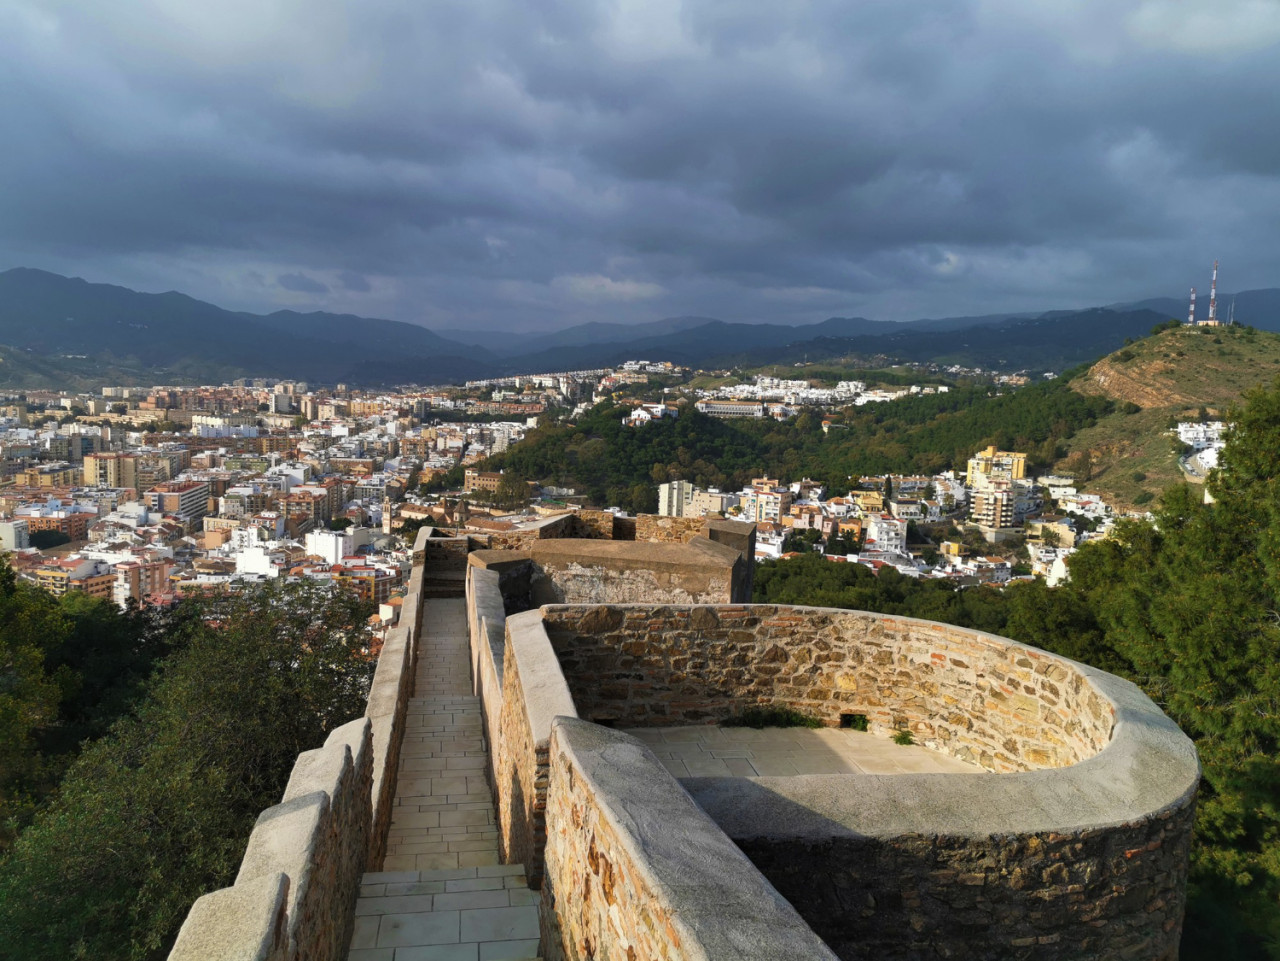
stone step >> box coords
[365,864,526,885]
[422,587,466,598]
[426,569,468,582]
[352,865,539,959]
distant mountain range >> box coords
[2,267,1279,388]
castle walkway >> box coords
[347,597,541,961]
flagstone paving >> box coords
[347,598,541,961]
[624,723,983,778]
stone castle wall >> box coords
[167,539,428,961]
[420,534,470,570]
[528,544,740,608]
[486,601,1198,961]
[466,566,508,759]
[543,605,1112,771]
[494,610,578,887]
[735,803,1195,961]
[168,717,376,961]
[633,513,705,543]
[540,718,840,961]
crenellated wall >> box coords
[166,532,430,961]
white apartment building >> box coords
[657,480,696,518]
[865,514,907,554]
[0,518,30,551]
[1176,421,1227,450]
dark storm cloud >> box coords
[1,0,1279,329]
[278,272,330,294]
[339,270,372,292]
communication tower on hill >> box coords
[1189,262,1227,326]
[1209,259,1219,323]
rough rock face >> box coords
[1081,356,1202,410]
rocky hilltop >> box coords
[1058,324,1280,508]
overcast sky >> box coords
[2,1,1279,332]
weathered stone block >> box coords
[168,872,290,961]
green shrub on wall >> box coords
[723,707,822,729]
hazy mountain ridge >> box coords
[0,268,498,386]
[3,267,1280,388]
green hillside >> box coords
[0,345,176,391]
[458,378,1114,511]
[1059,324,1280,509]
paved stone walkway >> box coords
[625,724,982,777]
[347,598,540,961]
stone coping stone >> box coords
[526,537,738,572]
[168,872,290,961]
[550,717,840,961]
[468,550,533,571]
[469,568,507,642]
[506,609,578,746]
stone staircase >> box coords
[347,598,540,960]
[421,568,467,599]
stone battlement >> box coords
[465,532,1199,960]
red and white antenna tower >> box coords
[1208,260,1219,322]
[1188,287,1196,325]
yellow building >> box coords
[848,491,884,513]
[965,445,1027,487]
[21,464,82,488]
[84,452,139,491]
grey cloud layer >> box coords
[1,0,1278,329]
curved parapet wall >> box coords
[543,604,1115,771]
[527,604,1199,960]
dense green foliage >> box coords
[468,377,1112,510]
[0,569,171,847]
[755,377,1280,958]
[28,529,71,550]
[0,580,376,961]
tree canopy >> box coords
[467,376,1111,511]
[0,579,376,961]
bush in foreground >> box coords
[0,580,376,961]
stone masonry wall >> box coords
[483,600,1197,959]
[543,605,1112,771]
[494,611,578,888]
[169,717,375,961]
[540,718,840,961]
[167,552,426,961]
[421,535,470,571]
[570,509,620,539]
[466,566,507,770]
[531,562,735,608]
[737,804,1194,961]
[633,514,705,543]
[495,647,542,878]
